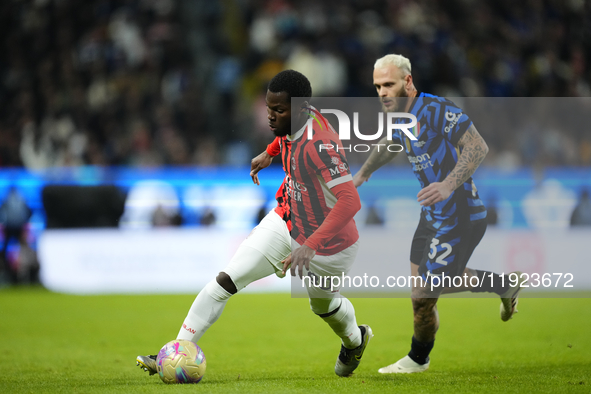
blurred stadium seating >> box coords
[0,0,590,290]
[0,0,590,167]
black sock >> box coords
[407,336,434,365]
[471,270,507,295]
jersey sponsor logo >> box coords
[286,176,307,192]
[444,111,462,133]
[331,157,340,165]
[408,153,431,164]
[414,140,426,148]
[291,156,296,170]
[329,162,349,176]
[286,176,307,202]
[408,153,433,172]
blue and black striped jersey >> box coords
[391,92,487,225]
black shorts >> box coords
[410,214,487,281]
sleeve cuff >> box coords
[326,174,353,188]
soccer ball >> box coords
[156,340,206,384]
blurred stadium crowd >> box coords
[0,0,590,169]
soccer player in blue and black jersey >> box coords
[354,54,526,374]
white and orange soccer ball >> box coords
[156,340,206,384]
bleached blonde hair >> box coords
[374,54,412,76]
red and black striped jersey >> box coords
[276,113,358,255]
[267,137,291,231]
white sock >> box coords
[316,297,362,349]
[177,280,232,343]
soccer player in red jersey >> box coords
[138,70,371,377]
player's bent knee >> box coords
[216,271,238,295]
[411,297,437,315]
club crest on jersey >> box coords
[291,156,296,170]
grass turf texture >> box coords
[0,286,589,393]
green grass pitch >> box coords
[0,286,589,393]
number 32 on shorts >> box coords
[428,238,452,266]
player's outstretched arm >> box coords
[251,137,281,185]
[417,124,488,206]
[250,150,274,185]
[353,136,400,187]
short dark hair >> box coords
[268,70,312,102]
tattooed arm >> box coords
[444,124,489,191]
[353,136,401,187]
[417,124,488,207]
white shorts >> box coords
[241,209,291,272]
[223,210,291,291]
[296,240,359,298]
[223,209,359,298]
